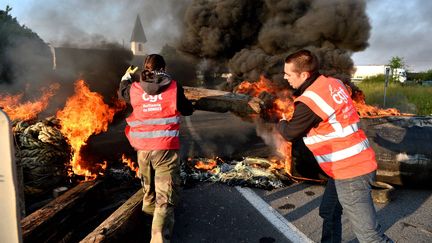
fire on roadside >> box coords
[0,83,59,121]
[56,79,121,180]
[350,88,402,117]
[3,79,126,182]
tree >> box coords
[387,56,406,82]
[0,5,50,84]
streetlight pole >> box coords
[383,67,390,108]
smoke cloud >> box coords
[179,0,371,82]
[15,0,191,52]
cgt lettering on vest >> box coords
[142,93,163,102]
[329,85,349,104]
[141,93,163,112]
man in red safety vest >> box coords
[277,49,393,243]
[118,54,193,243]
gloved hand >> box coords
[121,65,139,81]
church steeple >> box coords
[130,15,147,56]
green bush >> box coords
[361,74,385,83]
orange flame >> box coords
[236,77,274,96]
[188,157,218,170]
[236,76,295,172]
[237,76,295,120]
[56,80,119,180]
[194,159,217,170]
[0,83,59,121]
[122,154,139,177]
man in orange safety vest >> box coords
[277,49,393,243]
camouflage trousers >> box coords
[137,149,181,243]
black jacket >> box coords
[118,73,194,116]
[277,72,323,142]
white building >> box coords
[130,15,147,56]
[352,65,388,80]
[353,65,407,83]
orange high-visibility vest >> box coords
[295,75,377,179]
[125,80,180,150]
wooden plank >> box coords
[80,189,143,243]
[21,180,102,242]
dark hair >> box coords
[141,54,166,81]
[284,49,320,74]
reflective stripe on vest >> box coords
[304,123,359,145]
[129,130,179,138]
[314,139,370,163]
[302,85,369,163]
[300,91,370,164]
[127,116,180,127]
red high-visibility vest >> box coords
[295,75,377,179]
[125,80,180,150]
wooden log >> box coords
[80,189,144,243]
[183,86,263,115]
[21,180,102,242]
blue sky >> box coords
[3,0,432,71]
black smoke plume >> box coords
[179,0,371,83]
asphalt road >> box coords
[94,110,432,242]
[168,181,432,243]
[172,111,432,242]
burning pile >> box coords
[180,73,411,188]
[181,157,287,189]
[13,117,70,195]
[234,75,409,180]
[2,79,126,196]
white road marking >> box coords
[236,186,314,243]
